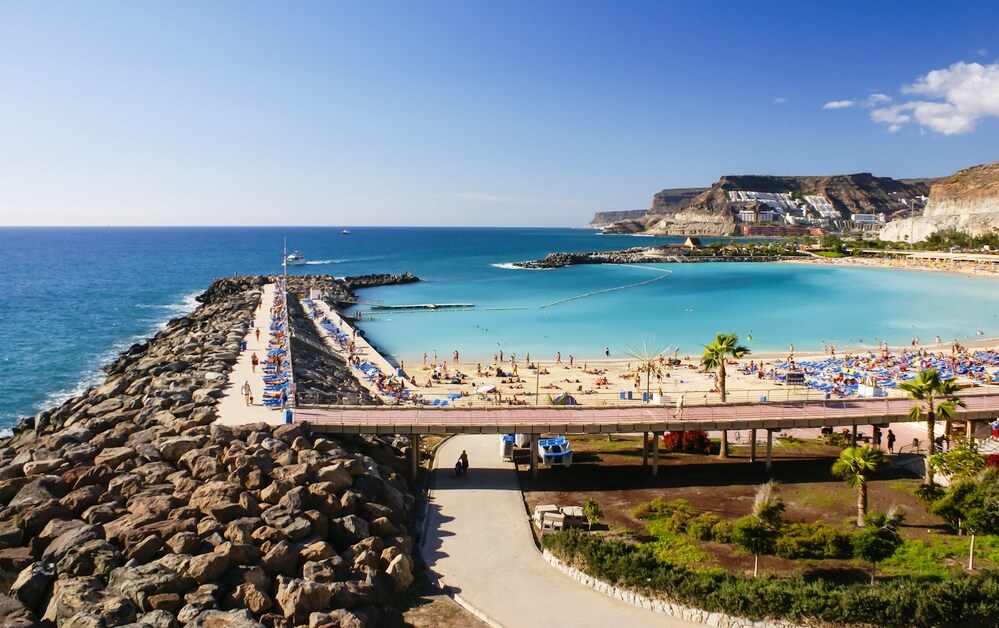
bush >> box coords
[711,519,734,544]
[775,522,854,559]
[541,528,999,626]
[687,512,722,541]
[662,430,712,454]
[986,454,999,470]
[632,497,695,524]
[822,432,852,448]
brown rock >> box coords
[127,534,164,563]
[184,551,230,584]
[385,553,414,593]
[23,458,64,476]
[226,582,273,615]
[148,592,183,614]
[73,464,115,490]
[0,547,34,572]
[299,541,335,562]
[260,540,296,577]
[275,576,331,624]
[94,446,136,468]
[59,484,105,515]
[165,531,201,555]
[42,576,105,624]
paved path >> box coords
[422,434,695,627]
[217,283,287,426]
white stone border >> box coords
[542,550,802,628]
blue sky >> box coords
[1,1,998,227]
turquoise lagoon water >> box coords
[1,226,997,430]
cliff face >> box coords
[609,173,927,236]
[880,161,999,242]
[586,209,647,228]
[587,188,706,228]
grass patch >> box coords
[786,487,851,511]
[646,522,710,566]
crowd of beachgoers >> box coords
[795,252,999,277]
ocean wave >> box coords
[29,290,204,421]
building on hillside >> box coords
[738,224,823,237]
[683,237,703,248]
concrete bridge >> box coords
[294,392,999,478]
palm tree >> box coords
[854,506,905,584]
[898,368,965,484]
[832,445,887,526]
[701,332,750,458]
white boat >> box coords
[286,251,307,266]
[342,229,350,235]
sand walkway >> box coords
[422,433,695,627]
[217,283,288,426]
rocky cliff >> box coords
[587,189,706,228]
[601,174,929,236]
[881,161,999,242]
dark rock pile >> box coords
[287,299,379,407]
[0,276,416,627]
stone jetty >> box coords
[0,275,421,627]
[514,247,796,269]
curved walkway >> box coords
[422,434,695,627]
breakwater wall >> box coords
[0,275,419,627]
[515,248,797,269]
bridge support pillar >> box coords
[642,432,649,468]
[410,434,420,477]
[967,420,974,439]
[765,429,774,474]
[652,432,660,477]
[852,424,858,446]
[530,434,538,480]
[750,429,757,463]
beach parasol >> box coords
[477,384,496,393]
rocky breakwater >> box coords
[514,247,675,269]
[0,276,416,627]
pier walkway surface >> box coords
[295,393,999,435]
[217,283,287,426]
[423,433,694,627]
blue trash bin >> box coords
[619,391,626,400]
[627,391,633,400]
[284,409,292,424]
[759,395,767,402]
[824,392,831,400]
[240,341,247,351]
[642,392,649,402]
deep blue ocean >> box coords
[2,226,998,431]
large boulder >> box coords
[56,538,123,578]
[9,561,55,612]
[275,576,332,624]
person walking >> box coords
[887,429,896,453]
[240,381,251,406]
[251,352,259,372]
[674,394,684,418]
[459,450,469,475]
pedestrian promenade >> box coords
[217,283,287,426]
[422,434,695,627]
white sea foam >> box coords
[491,262,551,270]
[30,290,204,420]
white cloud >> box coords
[978,48,989,57]
[870,61,999,135]
[822,100,855,109]
[772,96,787,105]
[865,93,891,105]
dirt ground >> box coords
[516,434,969,581]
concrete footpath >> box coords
[422,434,695,627]
[217,283,286,426]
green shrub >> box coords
[711,519,734,543]
[631,497,696,534]
[687,512,722,541]
[541,528,999,627]
[775,521,854,559]
[821,432,852,448]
